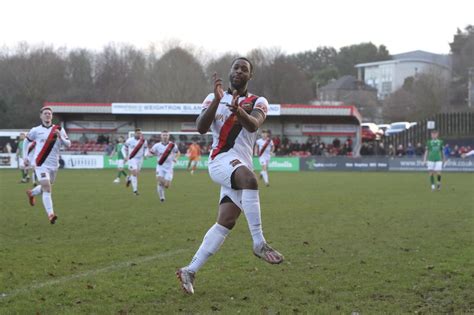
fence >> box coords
[386,112,474,147]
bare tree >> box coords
[384,71,449,121]
[149,47,207,102]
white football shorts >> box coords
[427,161,443,172]
[35,165,58,184]
[128,158,143,171]
[156,165,174,181]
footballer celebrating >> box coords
[177,57,284,294]
[423,130,445,191]
[24,107,71,224]
[149,131,180,202]
[122,128,148,195]
[255,130,274,186]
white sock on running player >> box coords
[241,189,266,249]
[262,170,269,184]
[42,191,54,215]
[31,185,42,196]
[157,184,165,200]
[131,175,138,191]
[187,223,230,273]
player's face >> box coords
[19,133,25,140]
[431,132,438,139]
[118,137,124,143]
[229,59,252,91]
[161,133,169,143]
[40,110,53,125]
[135,131,142,139]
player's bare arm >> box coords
[227,92,265,132]
[196,73,223,134]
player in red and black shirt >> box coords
[177,57,284,295]
[23,107,71,224]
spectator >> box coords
[178,142,187,154]
[443,144,451,157]
[272,135,281,150]
[415,142,424,156]
[105,142,114,155]
[332,137,341,149]
[388,144,395,157]
[360,142,370,156]
[377,143,386,156]
[406,143,415,157]
[451,145,460,158]
[79,133,89,144]
[345,137,353,153]
[396,144,405,157]
[4,142,12,153]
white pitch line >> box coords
[0,248,188,300]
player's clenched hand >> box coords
[54,129,61,138]
[213,73,224,101]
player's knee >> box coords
[243,175,258,189]
[42,184,51,193]
[218,218,236,230]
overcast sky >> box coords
[2,0,472,56]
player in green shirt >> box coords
[16,133,29,183]
[112,136,128,183]
[423,130,445,191]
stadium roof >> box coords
[44,102,362,123]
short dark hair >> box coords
[161,130,169,133]
[40,106,53,113]
[135,128,142,132]
[231,57,253,73]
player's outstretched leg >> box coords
[233,166,283,264]
[177,202,238,294]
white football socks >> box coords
[187,223,230,273]
[157,184,165,200]
[31,185,42,196]
[131,175,138,192]
[241,189,266,249]
[42,191,54,216]
[261,170,269,184]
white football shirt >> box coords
[202,91,268,167]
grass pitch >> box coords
[0,169,473,314]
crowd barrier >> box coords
[1,154,473,172]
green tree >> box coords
[336,43,390,76]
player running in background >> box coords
[122,129,148,195]
[186,139,201,175]
[423,130,445,191]
[255,130,274,186]
[112,136,128,183]
[149,131,180,202]
[24,107,71,224]
[177,57,284,295]
[16,133,30,183]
